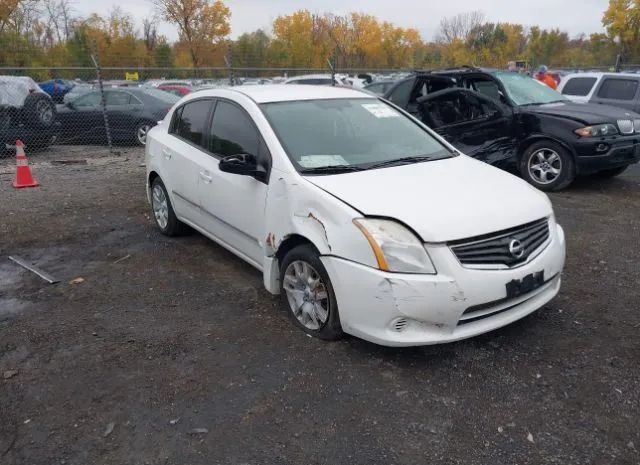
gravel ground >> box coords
[1,147,639,465]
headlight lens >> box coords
[574,124,618,137]
[353,218,436,274]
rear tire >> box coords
[150,178,185,236]
[593,166,628,178]
[279,244,344,341]
[520,141,575,191]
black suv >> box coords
[384,68,640,190]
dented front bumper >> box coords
[321,225,565,346]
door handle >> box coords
[199,171,213,183]
[162,149,171,160]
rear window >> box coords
[171,99,212,148]
[561,77,597,96]
[597,78,639,100]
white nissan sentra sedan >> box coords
[145,85,566,347]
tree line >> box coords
[0,0,638,72]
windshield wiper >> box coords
[366,155,436,170]
[299,165,364,175]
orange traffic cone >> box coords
[12,140,39,189]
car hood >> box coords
[521,101,640,124]
[306,156,552,242]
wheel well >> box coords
[275,234,319,265]
[518,137,576,161]
[148,171,160,188]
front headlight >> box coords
[353,218,436,274]
[574,124,618,137]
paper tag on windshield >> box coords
[362,103,400,118]
[299,155,348,168]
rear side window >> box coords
[562,77,597,96]
[597,78,639,100]
[209,100,259,156]
[172,99,212,148]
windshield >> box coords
[261,98,453,173]
[494,71,568,106]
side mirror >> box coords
[218,153,267,182]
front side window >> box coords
[261,98,453,172]
[73,92,101,107]
[422,92,497,128]
[597,78,639,100]
[105,91,131,105]
[172,99,212,148]
[494,71,567,106]
[209,100,259,157]
[561,77,597,96]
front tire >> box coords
[520,141,575,191]
[150,178,185,236]
[134,121,153,146]
[280,245,343,341]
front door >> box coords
[419,89,517,167]
[196,99,270,268]
[61,91,104,142]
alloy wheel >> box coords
[36,100,54,125]
[152,184,169,230]
[137,124,151,145]
[528,148,562,185]
[283,260,329,330]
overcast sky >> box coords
[75,0,610,41]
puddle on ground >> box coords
[0,297,29,317]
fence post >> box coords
[614,54,622,73]
[225,44,234,86]
[328,48,337,86]
[90,53,114,154]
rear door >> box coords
[161,98,214,225]
[590,76,640,111]
[420,89,517,166]
[195,99,271,267]
[384,75,456,119]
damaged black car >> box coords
[384,68,640,191]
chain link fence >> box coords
[0,54,412,159]
[2,50,640,160]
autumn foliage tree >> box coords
[153,0,230,68]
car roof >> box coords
[190,84,373,104]
[560,72,640,79]
[285,74,333,81]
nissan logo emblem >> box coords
[509,239,525,259]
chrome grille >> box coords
[617,119,634,134]
[450,218,550,268]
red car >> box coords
[158,85,192,97]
